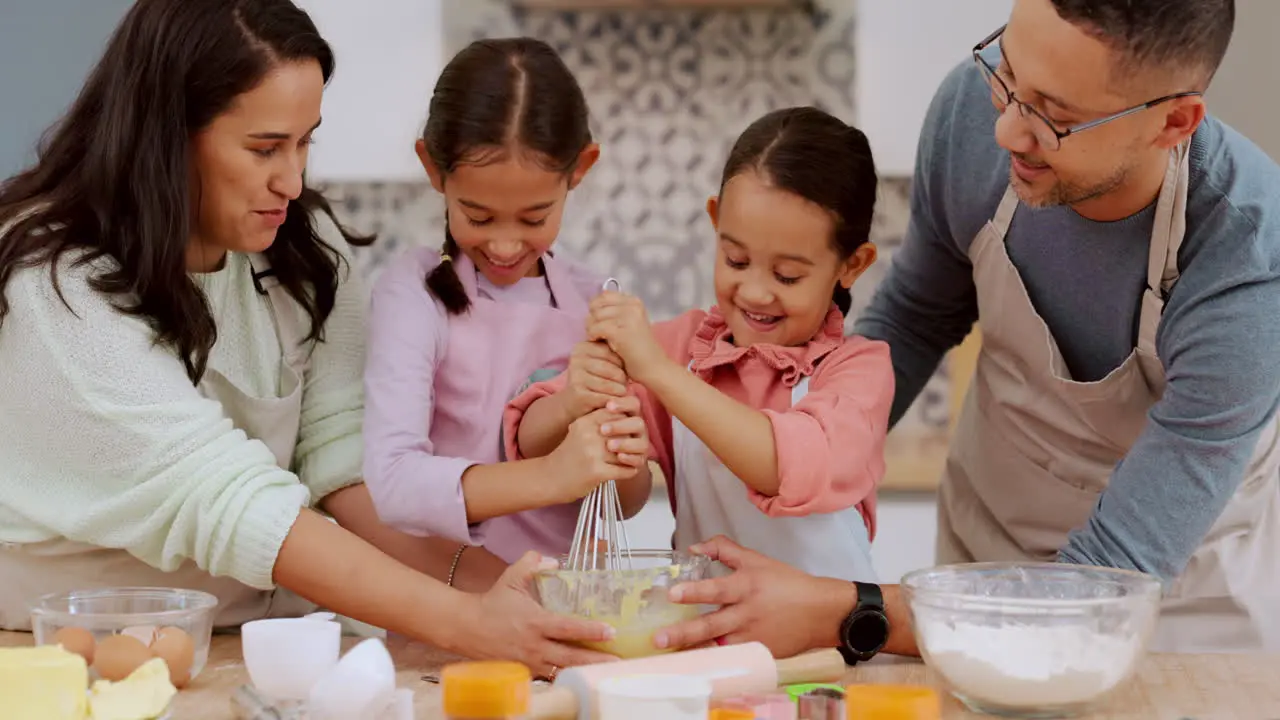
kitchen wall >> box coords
[0,0,959,584]
[318,0,1280,582]
[318,0,960,582]
[325,0,951,434]
[0,0,1275,594]
[1206,0,1280,162]
[0,0,135,179]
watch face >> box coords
[846,610,890,655]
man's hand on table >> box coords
[652,536,858,658]
[449,551,619,678]
[655,536,920,660]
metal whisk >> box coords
[568,477,632,571]
[566,277,633,572]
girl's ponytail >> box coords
[831,283,853,316]
[425,226,470,314]
[830,125,875,318]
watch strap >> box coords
[854,580,884,612]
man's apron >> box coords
[0,254,317,630]
[938,144,1280,652]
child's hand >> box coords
[598,400,650,467]
[546,408,648,504]
[563,341,629,419]
[586,292,670,385]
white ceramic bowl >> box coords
[902,562,1161,718]
[241,617,342,702]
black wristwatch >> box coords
[837,581,889,665]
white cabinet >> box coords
[855,0,1013,177]
[295,0,445,182]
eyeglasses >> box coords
[972,25,1202,151]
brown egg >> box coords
[93,633,154,682]
[149,626,195,688]
[52,626,96,664]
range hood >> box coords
[510,0,813,9]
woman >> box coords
[0,0,613,675]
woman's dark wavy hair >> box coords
[0,0,373,382]
[718,107,878,316]
[422,37,592,315]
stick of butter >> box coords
[88,657,176,720]
[0,645,90,720]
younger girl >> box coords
[506,107,893,582]
[363,38,652,586]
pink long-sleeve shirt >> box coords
[363,248,604,561]
[505,305,894,538]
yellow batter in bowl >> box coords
[534,551,713,659]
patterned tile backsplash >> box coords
[321,0,951,432]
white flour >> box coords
[922,620,1139,708]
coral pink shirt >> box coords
[505,305,894,538]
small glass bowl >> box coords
[902,562,1161,718]
[30,587,218,682]
[534,550,713,659]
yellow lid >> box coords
[708,709,757,720]
[844,685,941,720]
[442,661,531,718]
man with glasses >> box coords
[657,0,1280,659]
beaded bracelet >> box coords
[447,545,469,587]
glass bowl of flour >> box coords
[902,562,1161,718]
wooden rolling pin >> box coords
[528,643,846,720]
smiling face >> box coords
[187,60,324,272]
[709,170,875,348]
[993,0,1203,218]
[418,143,598,285]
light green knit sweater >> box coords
[0,214,367,590]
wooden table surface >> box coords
[4,631,1279,719]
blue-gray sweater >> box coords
[854,60,1280,582]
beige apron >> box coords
[672,371,878,582]
[938,145,1280,653]
[0,254,317,631]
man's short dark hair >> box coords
[1050,0,1235,88]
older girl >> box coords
[362,38,652,585]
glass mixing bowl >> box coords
[534,550,713,659]
[902,562,1161,718]
[31,587,217,684]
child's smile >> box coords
[739,307,785,332]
